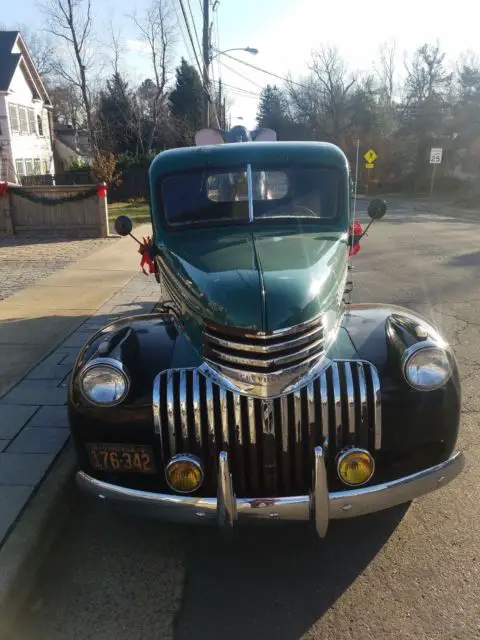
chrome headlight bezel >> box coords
[401,342,453,391]
[78,357,130,407]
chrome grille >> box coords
[153,360,381,497]
[203,315,325,374]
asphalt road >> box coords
[12,201,480,640]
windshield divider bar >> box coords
[247,164,254,223]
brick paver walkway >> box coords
[0,236,115,301]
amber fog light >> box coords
[165,454,204,494]
[337,449,375,487]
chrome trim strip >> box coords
[204,323,324,353]
[217,451,236,528]
[306,381,315,438]
[207,335,324,368]
[204,312,324,340]
[77,452,465,533]
[371,366,382,450]
[313,446,329,537]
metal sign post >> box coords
[363,149,377,197]
[429,148,442,197]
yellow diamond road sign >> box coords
[364,149,378,164]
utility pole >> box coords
[202,0,210,128]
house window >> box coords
[25,159,34,175]
[15,159,25,178]
[28,108,36,135]
[18,107,29,134]
[37,114,44,136]
[8,104,19,133]
[33,159,42,174]
[0,157,6,180]
[43,160,49,174]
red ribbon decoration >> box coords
[0,182,8,196]
[96,183,107,198]
[348,219,363,257]
[138,236,155,276]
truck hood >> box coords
[159,227,348,338]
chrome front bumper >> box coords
[77,448,465,538]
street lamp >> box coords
[210,47,258,63]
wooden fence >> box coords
[0,184,109,238]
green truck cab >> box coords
[68,128,464,538]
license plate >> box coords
[86,443,156,474]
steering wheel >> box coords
[292,205,318,217]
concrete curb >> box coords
[0,442,76,639]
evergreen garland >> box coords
[9,185,98,206]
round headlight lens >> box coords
[81,364,129,406]
[404,347,452,390]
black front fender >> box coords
[340,303,461,473]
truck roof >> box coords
[149,141,348,180]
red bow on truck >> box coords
[348,219,363,257]
[138,236,156,275]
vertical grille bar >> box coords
[191,369,202,450]
[293,390,303,488]
[330,362,342,449]
[371,367,382,450]
[246,396,259,493]
[166,370,176,456]
[218,387,229,449]
[319,371,329,447]
[232,393,246,495]
[344,362,356,445]
[357,362,369,449]
[280,395,290,494]
[179,370,188,447]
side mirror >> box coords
[114,215,133,236]
[367,199,387,220]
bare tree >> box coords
[130,0,177,149]
[375,40,396,105]
[41,0,97,149]
[108,20,123,76]
[310,46,356,144]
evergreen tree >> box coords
[169,59,203,144]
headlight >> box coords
[79,359,129,406]
[403,346,452,390]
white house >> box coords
[0,31,54,183]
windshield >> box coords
[159,165,342,228]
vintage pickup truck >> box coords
[68,126,464,537]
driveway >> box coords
[12,205,480,640]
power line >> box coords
[178,0,204,79]
[172,1,199,71]
[218,59,264,89]
[213,80,260,98]
[186,0,202,62]
[222,52,308,88]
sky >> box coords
[4,0,480,130]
